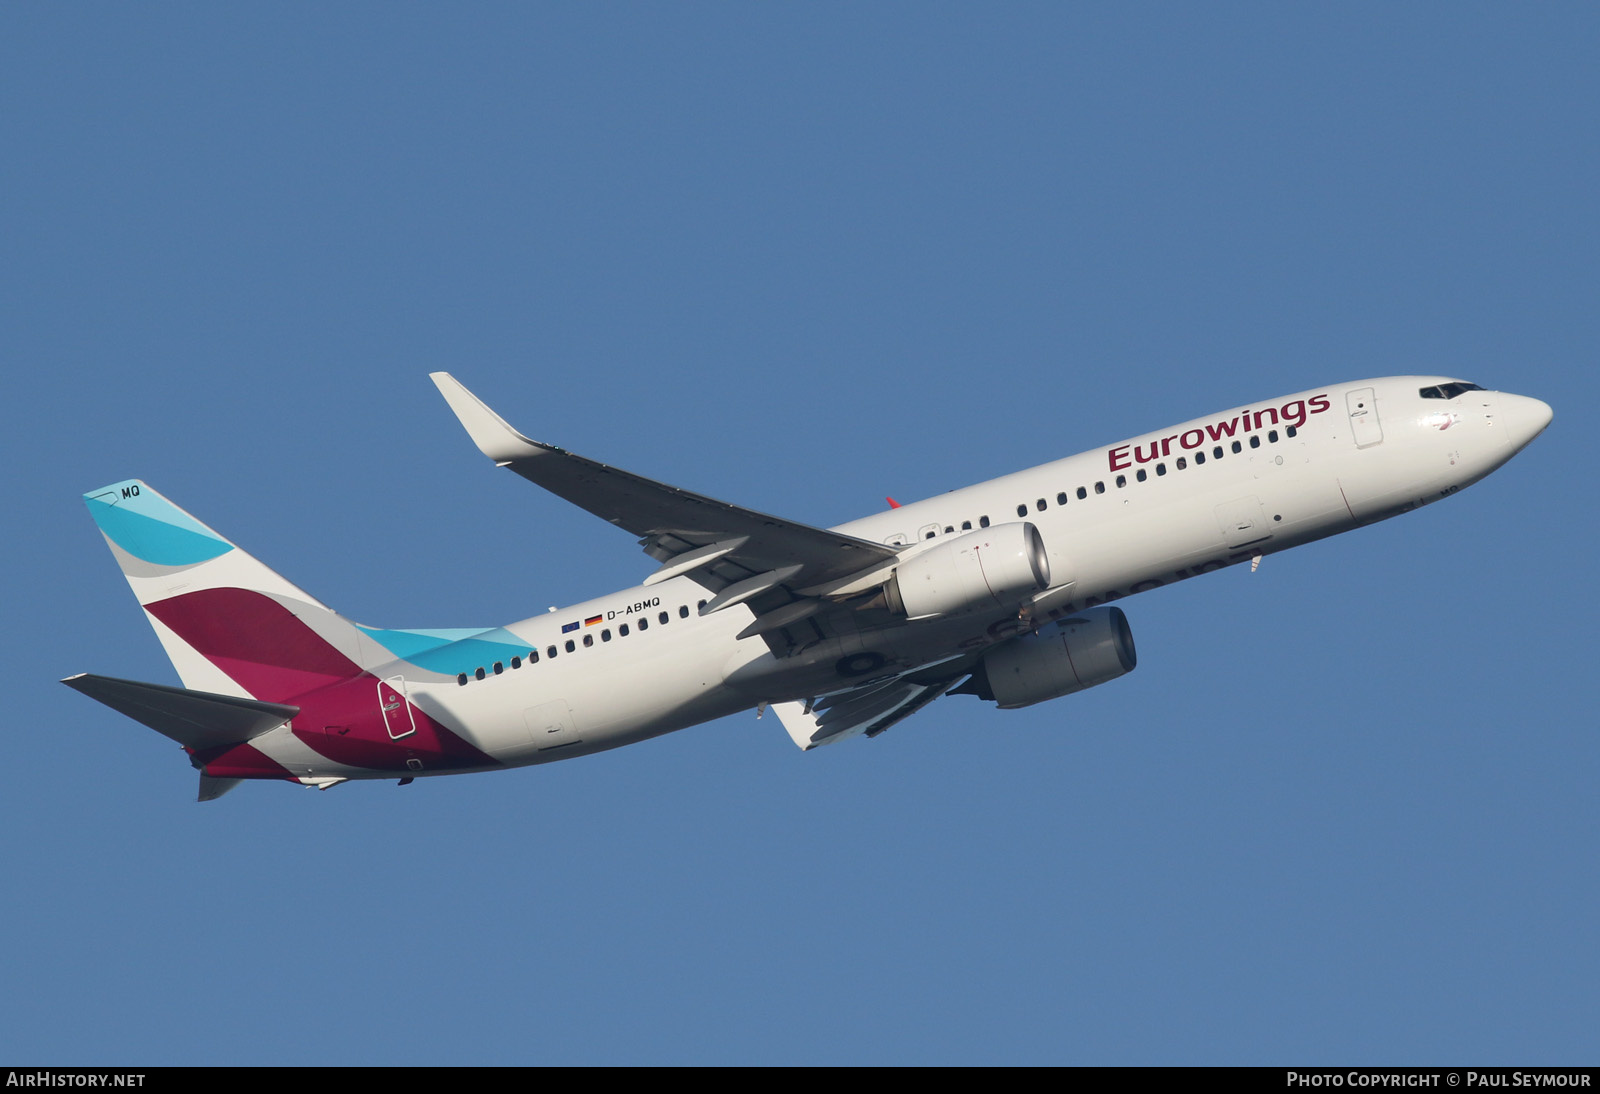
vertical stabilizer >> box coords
[83,480,378,702]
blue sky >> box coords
[3,4,1594,1064]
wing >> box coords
[432,374,901,636]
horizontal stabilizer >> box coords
[62,673,300,752]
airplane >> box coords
[64,375,1552,800]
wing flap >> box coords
[773,677,957,750]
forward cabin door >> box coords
[1346,387,1384,448]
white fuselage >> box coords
[245,377,1551,781]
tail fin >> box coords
[84,480,379,702]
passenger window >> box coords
[979,515,990,528]
[1195,451,1205,464]
[1056,492,1068,506]
[1136,468,1147,482]
[943,525,954,534]
[1156,464,1167,476]
[1214,446,1223,459]
[583,634,593,648]
[475,667,485,681]
[925,529,937,540]
[638,618,648,631]
[547,645,557,659]
[1115,475,1126,488]
[1016,504,1027,517]
[1094,481,1105,494]
[1268,429,1279,443]
[1286,425,1297,438]
[565,639,575,653]
[1176,457,1187,470]
[511,656,521,669]
[1232,440,1242,454]
[1076,487,1087,500]
[457,674,468,687]
[1250,435,1261,449]
[493,661,503,675]
[961,520,972,531]
[529,649,539,663]
[1036,499,1047,512]
[601,629,612,642]
[659,611,669,624]
[619,624,629,637]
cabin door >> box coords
[1346,387,1384,448]
[378,676,417,740]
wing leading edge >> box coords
[431,373,901,635]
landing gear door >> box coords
[1347,387,1384,448]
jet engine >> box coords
[955,606,1137,709]
[884,522,1050,620]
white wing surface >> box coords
[772,677,959,750]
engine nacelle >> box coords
[959,606,1137,709]
[885,522,1050,621]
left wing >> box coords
[432,373,901,635]
[772,675,960,749]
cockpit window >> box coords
[1420,382,1486,399]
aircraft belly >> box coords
[247,725,375,779]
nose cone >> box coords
[1499,394,1554,451]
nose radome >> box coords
[1498,394,1553,450]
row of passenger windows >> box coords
[455,601,704,685]
[901,424,1299,543]
[917,514,993,540]
[1010,425,1298,519]
[1011,428,1299,518]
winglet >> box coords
[429,373,547,464]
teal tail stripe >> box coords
[85,481,233,567]
[357,625,534,674]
